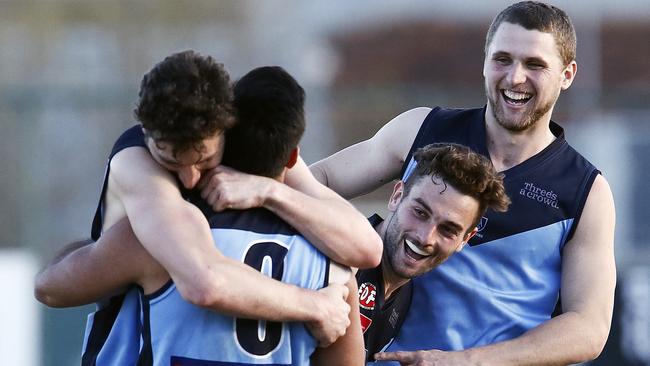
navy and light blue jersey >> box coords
[137,208,330,366]
[82,125,146,365]
[91,125,146,241]
[387,107,599,356]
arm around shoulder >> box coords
[310,106,431,199]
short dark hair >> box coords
[135,50,235,157]
[485,1,576,66]
[221,66,305,178]
[404,143,510,230]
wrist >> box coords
[290,286,321,323]
[261,178,285,210]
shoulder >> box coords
[376,107,432,137]
[584,174,614,214]
[568,174,615,247]
[110,146,162,179]
[108,146,179,199]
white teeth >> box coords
[405,239,429,256]
[503,90,531,100]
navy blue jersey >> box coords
[357,265,412,365]
[91,125,146,241]
[83,125,146,365]
[387,107,599,356]
[137,208,330,366]
[357,215,412,364]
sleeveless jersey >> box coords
[137,208,330,366]
[82,125,147,366]
[356,214,413,364]
[385,106,599,357]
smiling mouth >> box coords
[403,238,429,260]
[501,89,532,106]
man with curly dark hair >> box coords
[35,51,382,364]
[357,143,510,363]
[134,50,236,188]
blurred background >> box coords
[0,0,648,364]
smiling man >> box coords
[356,143,509,363]
[312,2,617,365]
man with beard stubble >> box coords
[356,143,509,364]
[311,2,616,365]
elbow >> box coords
[571,321,610,363]
[34,275,63,308]
[309,164,328,187]
[355,232,383,269]
[177,275,227,309]
[583,327,610,362]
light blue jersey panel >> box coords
[82,288,142,365]
[143,209,328,366]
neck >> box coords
[376,220,411,300]
[382,263,410,300]
[484,107,557,172]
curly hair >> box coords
[135,50,236,157]
[485,1,576,66]
[404,143,510,230]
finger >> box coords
[200,174,219,199]
[318,337,333,348]
[340,284,350,300]
[205,187,219,211]
[196,172,210,191]
[374,351,414,362]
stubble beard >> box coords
[485,83,556,133]
[382,213,415,281]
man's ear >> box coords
[387,181,405,212]
[286,147,299,169]
[457,227,478,252]
[561,60,577,90]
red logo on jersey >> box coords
[358,282,377,310]
[360,313,373,333]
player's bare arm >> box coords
[311,266,365,366]
[112,147,355,328]
[375,174,616,366]
[38,145,353,327]
[309,107,430,199]
[198,156,383,268]
[34,218,162,307]
[35,214,354,346]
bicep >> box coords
[560,175,616,326]
[311,275,365,366]
[309,107,429,199]
[110,147,222,294]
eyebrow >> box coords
[491,51,510,59]
[492,51,549,66]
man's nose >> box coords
[417,224,439,251]
[178,166,201,189]
[507,62,527,85]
